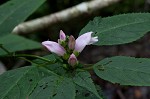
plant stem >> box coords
[83,63,105,71]
[0,52,56,64]
[83,65,94,70]
[19,57,59,76]
[0,45,54,63]
[13,54,54,63]
[84,64,93,67]
[19,57,36,65]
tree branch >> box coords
[12,0,120,34]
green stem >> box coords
[0,45,52,63]
[83,64,105,71]
[84,64,93,67]
[14,54,54,63]
[19,57,36,65]
[19,57,59,76]
[83,65,94,70]
[0,53,56,65]
[82,63,94,70]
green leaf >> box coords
[0,63,104,99]
[44,63,67,76]
[73,71,102,99]
[75,85,104,99]
[79,13,150,45]
[0,66,41,99]
[0,65,58,99]
[29,76,75,99]
[0,0,46,36]
[0,34,41,55]
[94,56,150,86]
[33,54,66,76]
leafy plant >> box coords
[0,0,46,54]
[1,0,150,99]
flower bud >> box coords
[68,35,75,50]
[60,30,66,41]
[68,54,78,67]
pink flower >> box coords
[74,32,98,52]
[68,54,78,67]
[42,31,98,58]
[42,41,66,56]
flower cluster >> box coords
[42,30,98,69]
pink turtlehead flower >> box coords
[42,41,66,56]
[68,54,78,67]
[42,31,98,57]
[74,32,98,52]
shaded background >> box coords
[1,0,150,99]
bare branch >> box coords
[12,0,120,34]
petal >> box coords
[74,32,93,52]
[88,36,98,45]
[60,30,66,41]
[42,41,66,56]
[68,54,78,67]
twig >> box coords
[117,89,126,99]
[12,0,120,34]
